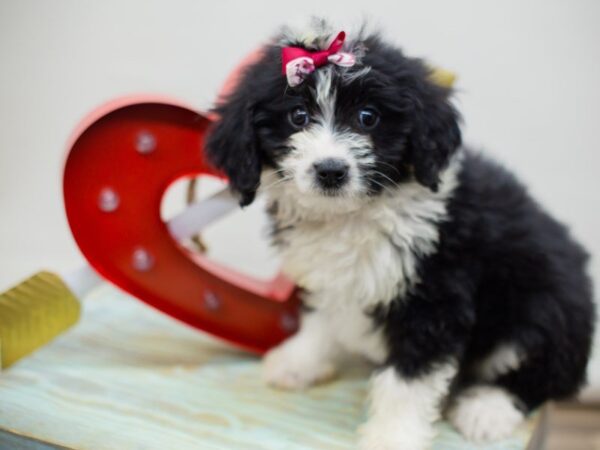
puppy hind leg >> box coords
[446,384,525,443]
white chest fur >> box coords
[279,204,411,309]
[275,197,438,363]
[324,305,388,363]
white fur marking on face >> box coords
[359,364,457,450]
[284,124,367,197]
[263,65,378,208]
[475,343,524,381]
[314,68,336,126]
[447,385,524,443]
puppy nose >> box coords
[313,158,349,188]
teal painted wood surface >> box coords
[0,285,541,449]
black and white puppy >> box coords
[206,21,595,449]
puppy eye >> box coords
[288,106,310,128]
[357,108,380,130]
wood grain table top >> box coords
[0,285,543,449]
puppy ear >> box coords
[407,80,461,191]
[205,96,262,207]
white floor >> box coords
[1,0,599,396]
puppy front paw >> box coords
[262,344,337,390]
[358,417,433,450]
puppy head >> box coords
[205,22,461,209]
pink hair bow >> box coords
[281,31,356,87]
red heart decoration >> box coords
[63,96,300,353]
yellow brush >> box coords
[0,272,81,369]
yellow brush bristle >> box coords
[0,271,81,369]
